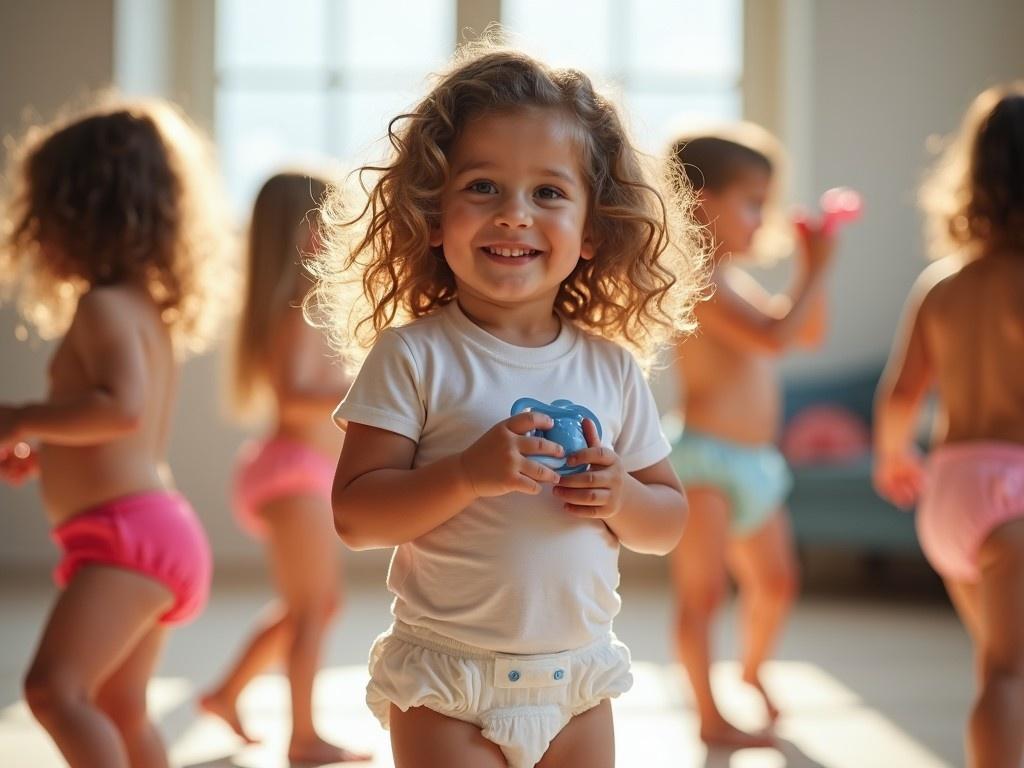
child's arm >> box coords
[332,411,565,550]
[701,226,835,355]
[271,306,352,423]
[555,420,686,555]
[0,292,146,447]
[872,265,945,508]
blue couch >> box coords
[782,368,922,555]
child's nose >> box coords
[494,196,532,228]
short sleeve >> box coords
[614,350,671,473]
[332,329,425,443]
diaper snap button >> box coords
[508,670,521,682]
[553,669,565,681]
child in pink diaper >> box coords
[0,97,231,768]
[874,82,1024,768]
[199,172,369,764]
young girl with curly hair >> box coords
[312,44,707,768]
[875,82,1024,768]
[0,96,233,768]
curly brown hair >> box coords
[0,94,235,355]
[311,43,708,370]
[921,82,1024,260]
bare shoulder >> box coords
[71,285,160,343]
[912,255,968,312]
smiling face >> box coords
[430,106,594,318]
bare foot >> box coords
[198,691,260,744]
[288,735,372,764]
[742,669,781,723]
[699,717,776,749]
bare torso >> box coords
[264,298,347,458]
[675,264,790,446]
[924,252,1024,445]
[39,287,177,524]
[676,335,780,445]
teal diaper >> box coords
[669,431,792,535]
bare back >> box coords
[923,253,1024,444]
[265,292,348,457]
[39,286,177,523]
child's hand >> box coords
[459,411,564,498]
[793,218,836,275]
[873,450,925,509]
[554,419,624,519]
[0,442,38,486]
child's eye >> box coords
[467,180,497,194]
[536,186,565,200]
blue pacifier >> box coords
[510,397,603,476]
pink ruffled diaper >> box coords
[51,491,211,625]
[918,442,1024,583]
[232,438,336,537]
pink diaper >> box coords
[232,438,336,538]
[51,491,211,625]
[918,442,1024,583]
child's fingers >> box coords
[562,501,613,518]
[506,411,554,436]
[516,435,564,459]
[555,470,603,488]
[515,475,542,495]
[520,459,561,485]
[567,444,615,468]
[554,486,611,507]
[581,418,601,447]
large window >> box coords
[215,0,455,212]
[502,0,743,154]
[214,0,742,213]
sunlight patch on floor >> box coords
[1,661,952,768]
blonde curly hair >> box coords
[310,43,709,371]
[920,82,1024,260]
[0,94,235,356]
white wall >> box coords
[2,0,1023,575]
[776,0,1024,380]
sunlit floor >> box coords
[0,566,973,767]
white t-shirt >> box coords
[334,300,670,654]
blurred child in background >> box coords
[0,97,232,768]
[666,123,836,747]
[875,83,1024,768]
[200,172,369,763]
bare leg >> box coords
[945,579,983,683]
[262,495,370,763]
[669,487,773,748]
[967,519,1024,768]
[96,625,170,768]
[23,566,173,768]
[199,601,291,743]
[538,699,614,768]
[727,509,800,723]
[389,704,506,768]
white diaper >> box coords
[367,620,633,768]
